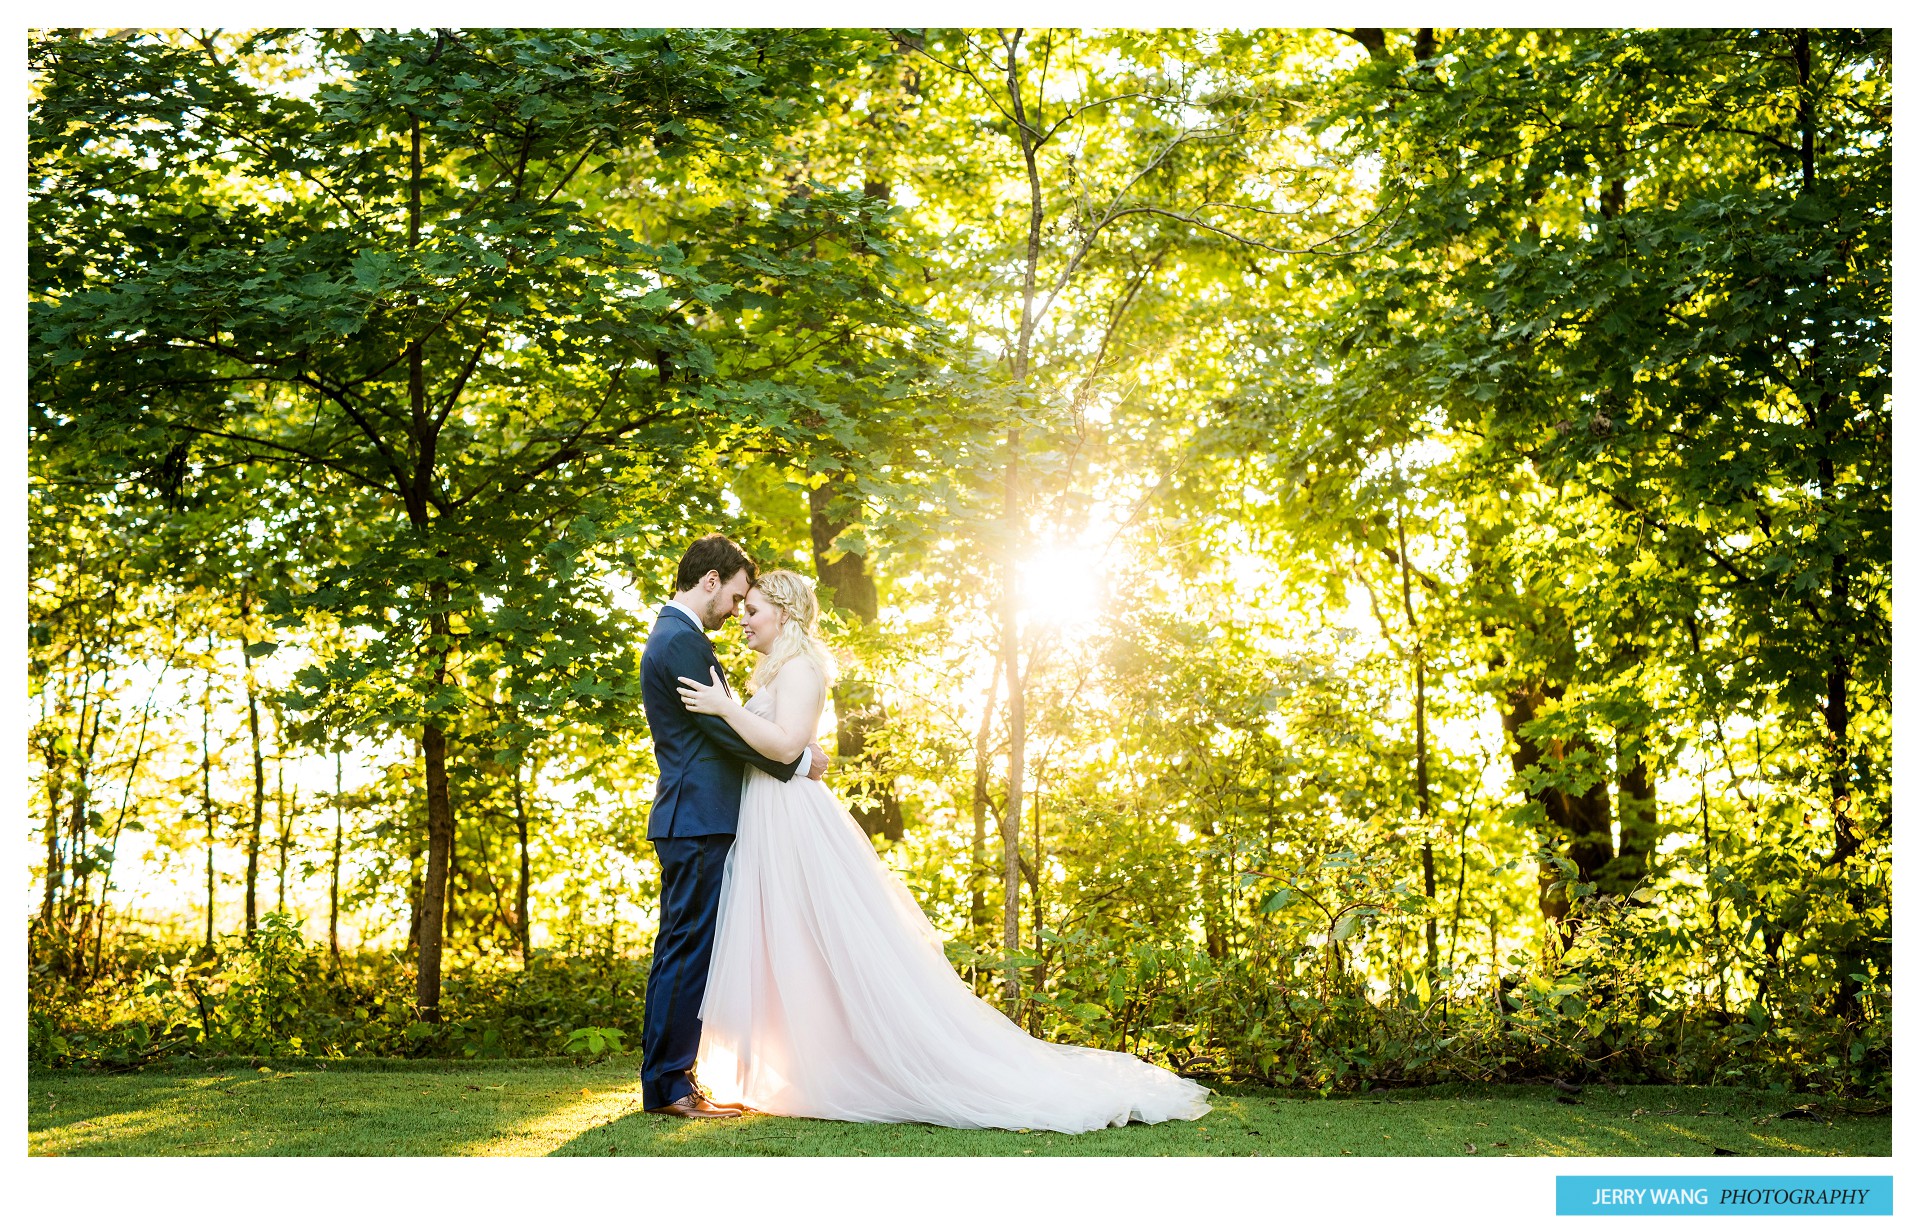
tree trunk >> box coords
[1503,683,1614,941]
[826,162,906,839]
[998,438,1026,1017]
[240,604,265,940]
[1201,853,1227,962]
[997,448,1027,1016]
[970,667,1000,937]
[513,760,532,968]
[329,750,344,964]
[1603,750,1658,896]
[275,770,295,916]
[1341,28,1389,60]
[808,480,903,840]
[403,106,457,1021]
[1789,29,1851,841]
[1395,513,1438,974]
[996,28,1044,1020]
[61,667,92,929]
[445,798,460,951]
[1446,794,1470,975]
[1029,778,1045,1027]
[93,666,165,979]
[41,742,62,926]
[417,720,455,1020]
[201,641,217,954]
[1488,908,1502,1014]
[65,658,108,936]
[1699,783,1725,1012]
[406,817,424,952]
[1793,29,1872,1030]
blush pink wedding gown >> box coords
[694,689,1212,1133]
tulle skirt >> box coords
[695,767,1212,1133]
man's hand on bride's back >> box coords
[807,741,829,780]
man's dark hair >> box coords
[674,533,756,594]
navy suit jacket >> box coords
[641,604,802,840]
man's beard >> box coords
[701,594,723,629]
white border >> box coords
[12,11,1909,1229]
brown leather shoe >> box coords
[691,1082,753,1113]
[644,1093,741,1119]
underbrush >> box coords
[29,870,1888,1102]
[29,914,648,1070]
[1010,877,1890,1101]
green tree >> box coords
[31,27,935,1016]
[1274,27,1888,1014]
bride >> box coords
[675,568,1211,1133]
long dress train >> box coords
[695,695,1211,1133]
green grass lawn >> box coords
[28,1060,1890,1158]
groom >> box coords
[638,533,828,1118]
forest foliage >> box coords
[28,27,1889,1097]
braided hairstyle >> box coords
[747,568,838,694]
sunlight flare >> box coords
[1016,539,1108,632]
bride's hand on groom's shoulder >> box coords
[677,667,732,715]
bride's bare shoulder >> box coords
[762,657,826,710]
[770,656,825,693]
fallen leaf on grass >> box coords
[1491,1141,1510,1148]
[1465,1142,1478,1155]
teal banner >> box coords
[1556,1176,1891,1216]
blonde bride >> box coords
[674,568,1210,1133]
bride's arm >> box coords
[676,662,824,763]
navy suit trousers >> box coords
[640,834,733,1108]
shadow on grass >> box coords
[547,1102,1215,1157]
[32,1063,627,1157]
[28,1066,1892,1158]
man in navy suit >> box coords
[639,533,828,1118]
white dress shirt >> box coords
[661,597,811,776]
